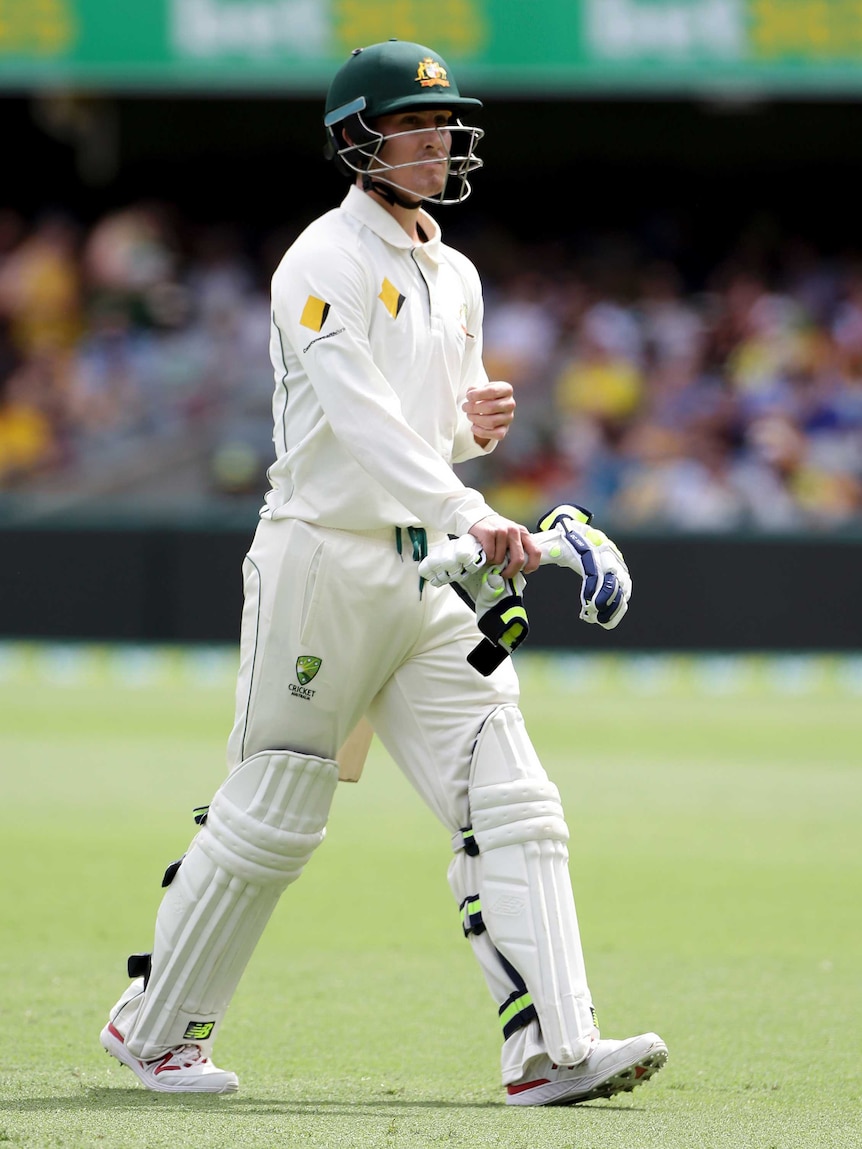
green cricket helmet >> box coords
[323,39,484,206]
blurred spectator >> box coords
[555,302,645,430]
[482,270,560,390]
[0,351,63,484]
[82,203,181,320]
[0,212,83,355]
[832,265,862,378]
[638,261,705,367]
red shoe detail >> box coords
[106,1020,199,1076]
[635,1065,648,1079]
[507,1078,552,1096]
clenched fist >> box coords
[463,381,516,445]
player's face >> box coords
[372,109,453,199]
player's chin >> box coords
[420,162,448,191]
[422,180,448,200]
[393,169,446,202]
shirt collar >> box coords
[341,184,442,262]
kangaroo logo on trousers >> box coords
[296,656,322,685]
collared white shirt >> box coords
[264,185,496,536]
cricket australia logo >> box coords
[291,655,321,701]
[296,655,321,685]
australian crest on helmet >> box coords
[416,57,450,89]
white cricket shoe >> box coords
[506,1032,668,1106]
[100,1007,239,1094]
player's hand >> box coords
[468,513,541,579]
[418,531,530,676]
[535,505,632,630]
[463,381,515,446]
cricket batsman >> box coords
[99,38,668,1104]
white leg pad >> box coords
[117,750,338,1060]
[467,706,596,1068]
[449,848,550,1085]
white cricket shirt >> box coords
[263,185,497,536]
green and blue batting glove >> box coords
[534,504,632,630]
[418,537,529,675]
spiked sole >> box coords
[506,1039,668,1106]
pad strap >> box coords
[499,989,539,1040]
[460,894,485,937]
[451,824,480,856]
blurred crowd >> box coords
[0,204,276,511]
[1,201,861,532]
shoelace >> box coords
[152,1044,208,1069]
[173,1045,208,1067]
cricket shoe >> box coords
[100,981,238,1093]
[101,1022,239,1093]
[506,1032,668,1106]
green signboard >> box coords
[3,0,862,93]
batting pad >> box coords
[467,707,596,1068]
[121,750,338,1060]
[449,847,553,1085]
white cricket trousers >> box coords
[227,516,521,826]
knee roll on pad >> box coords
[469,705,567,853]
[203,749,337,883]
[122,751,338,1060]
[471,777,568,850]
[466,706,595,1067]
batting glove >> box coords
[534,504,632,630]
[454,565,529,676]
[417,533,486,588]
[418,539,529,675]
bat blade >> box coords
[336,717,374,782]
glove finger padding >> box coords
[417,535,485,588]
[593,571,628,628]
[561,524,631,630]
[452,567,529,676]
[475,569,528,653]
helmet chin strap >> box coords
[362,172,423,210]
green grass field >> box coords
[0,647,860,1149]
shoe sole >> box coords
[507,1041,668,1106]
[100,1024,239,1094]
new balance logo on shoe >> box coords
[183,1021,215,1041]
[100,1021,239,1093]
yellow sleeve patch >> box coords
[378,278,406,319]
[300,296,330,331]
